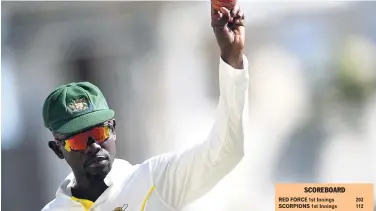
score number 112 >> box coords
[356,197,364,209]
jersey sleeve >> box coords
[148,55,249,210]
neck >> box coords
[71,173,108,201]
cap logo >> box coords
[68,98,89,113]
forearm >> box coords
[206,53,248,172]
[150,55,249,209]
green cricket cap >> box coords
[43,82,115,134]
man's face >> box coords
[49,120,117,181]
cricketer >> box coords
[42,4,248,211]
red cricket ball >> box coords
[211,0,237,11]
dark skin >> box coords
[48,120,117,202]
[212,5,246,69]
[48,5,245,202]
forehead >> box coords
[53,128,88,140]
[52,119,114,140]
[52,120,113,140]
[53,127,94,140]
[53,131,75,140]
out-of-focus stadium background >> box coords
[1,1,376,211]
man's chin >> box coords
[85,165,112,181]
[88,172,108,182]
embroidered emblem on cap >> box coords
[68,98,89,113]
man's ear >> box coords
[48,141,65,159]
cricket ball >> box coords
[211,0,237,11]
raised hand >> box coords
[211,4,245,69]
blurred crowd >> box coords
[2,2,376,211]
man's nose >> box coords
[85,136,101,154]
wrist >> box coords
[221,53,244,69]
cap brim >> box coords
[53,109,115,134]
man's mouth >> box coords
[85,156,108,167]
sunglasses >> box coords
[56,121,115,152]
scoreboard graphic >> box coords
[275,184,374,210]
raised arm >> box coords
[148,5,247,210]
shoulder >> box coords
[41,197,68,211]
[111,158,134,173]
[113,158,132,167]
[141,152,179,177]
[107,158,139,181]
